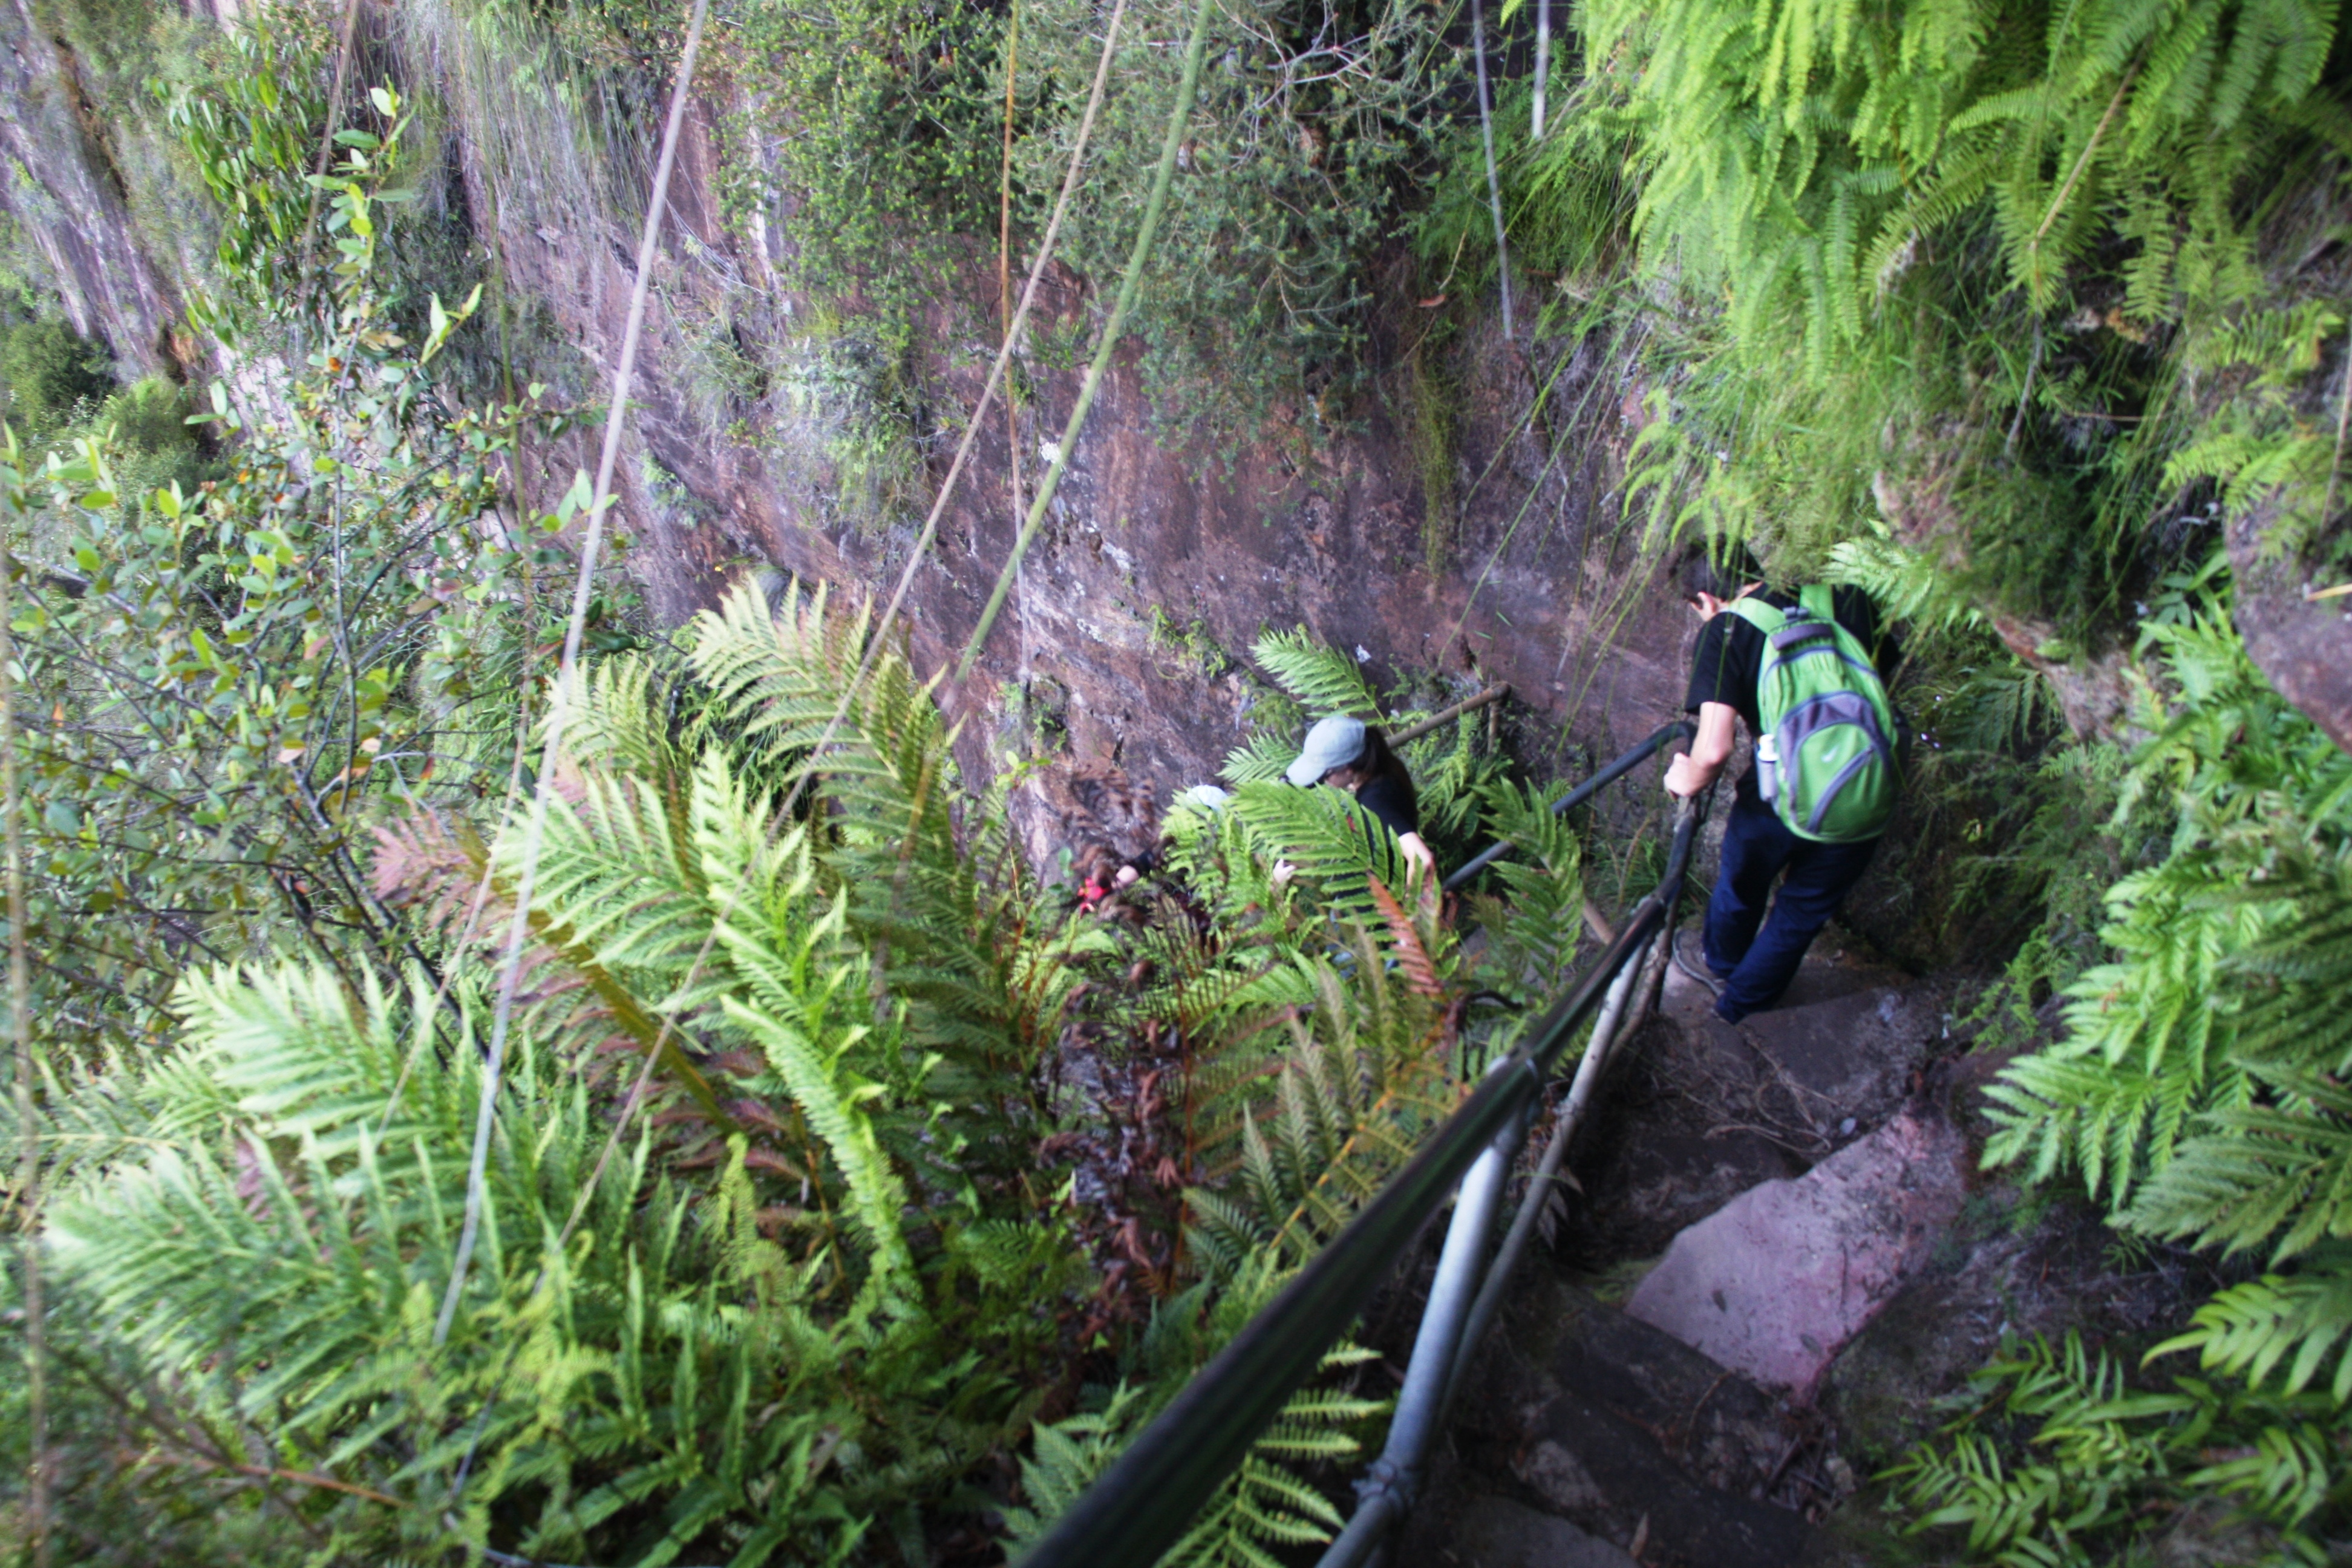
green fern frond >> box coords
[2151,1244,2352,1400]
[1226,780,1411,926]
[1250,629,1382,720]
[2125,1065,2352,1263]
[1222,730,1301,786]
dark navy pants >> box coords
[1700,777,1880,1023]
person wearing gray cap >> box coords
[1285,714,1438,882]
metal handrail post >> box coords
[1437,935,1649,1408]
[1314,1100,1526,1568]
[1445,791,1707,1411]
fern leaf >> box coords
[1249,629,1382,720]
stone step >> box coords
[1445,1497,1639,1568]
[1413,943,1962,1564]
[1564,942,1942,1267]
[1623,1109,1970,1397]
[1409,1275,1814,1568]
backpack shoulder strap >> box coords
[1797,584,1835,619]
[1727,596,1785,635]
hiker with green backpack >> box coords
[1664,551,1904,1024]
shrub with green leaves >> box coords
[1010,0,1463,436]
[0,318,115,431]
[0,76,566,1060]
[726,0,1464,443]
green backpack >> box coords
[1728,586,1900,843]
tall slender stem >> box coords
[299,0,367,270]
[3,495,50,1567]
[2324,325,2352,533]
[1000,0,1031,681]
[1472,0,1514,341]
[435,0,711,1349]
[960,0,1224,675]
[1532,0,1550,138]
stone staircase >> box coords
[1394,939,1967,1567]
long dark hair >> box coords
[1353,725,1418,822]
[1675,542,1769,604]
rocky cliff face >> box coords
[2,4,1693,861]
[1,0,183,374]
[8,8,2348,823]
[2230,494,2352,759]
[610,231,1690,857]
[461,102,1693,854]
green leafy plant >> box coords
[6,574,1112,1562]
[0,79,561,1060]
[1985,600,2352,1206]
[0,318,114,431]
[1889,1330,2343,1566]
[1907,582,2352,1563]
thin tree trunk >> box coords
[4,523,51,1567]
[1473,0,1514,341]
[1533,0,1550,138]
[1001,0,1031,682]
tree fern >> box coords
[1182,923,1467,1282]
[1221,729,1302,786]
[1157,1369,1384,1568]
[2125,1064,2352,1263]
[1000,1384,1153,1547]
[1464,776,1589,1010]
[1003,1347,1383,1567]
[39,961,878,1563]
[688,578,1059,1178]
[1224,780,1414,927]
[23,574,1131,1563]
[1889,1330,2342,1563]
[1249,629,1382,720]
[1825,529,1987,641]
[2153,1244,2352,1401]
[1981,859,2259,1204]
[1984,604,2352,1207]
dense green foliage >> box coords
[1439,0,2352,1552]
[0,42,1625,1558]
[6,0,2352,1558]
[1465,0,2352,647]
[1888,1330,2341,1563]
[0,319,113,428]
[719,0,1468,445]
[1873,589,2352,1562]
[2,84,557,1061]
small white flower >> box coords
[1354,644,1372,664]
[1039,440,1062,466]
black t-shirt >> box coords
[1355,774,1419,839]
[1684,587,1900,732]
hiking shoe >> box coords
[1671,929,1724,997]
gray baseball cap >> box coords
[1285,715,1368,786]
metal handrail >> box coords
[1021,776,1708,1568]
[1441,719,1694,892]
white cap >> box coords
[1285,715,1368,787]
